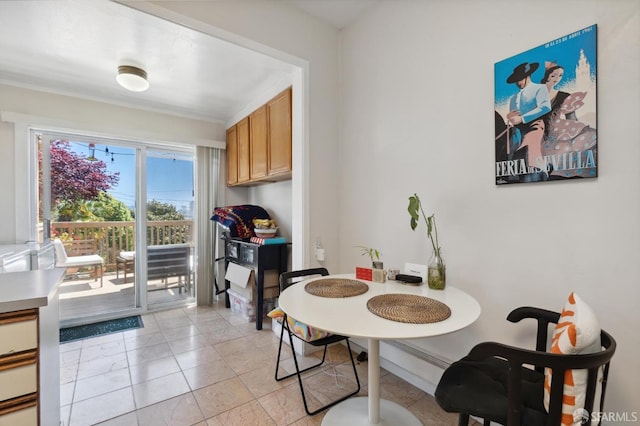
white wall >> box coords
[249,181,292,240]
[249,180,293,271]
[339,0,639,417]
[0,83,224,242]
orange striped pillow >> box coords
[544,292,601,425]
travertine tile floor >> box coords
[60,300,473,425]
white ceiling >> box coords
[0,0,377,125]
[286,0,379,29]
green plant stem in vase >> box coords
[428,250,446,290]
[408,194,446,290]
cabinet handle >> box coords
[0,350,37,371]
[0,392,37,416]
[0,309,38,325]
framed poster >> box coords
[495,24,597,185]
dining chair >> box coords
[274,268,361,415]
[434,304,616,426]
[53,238,104,287]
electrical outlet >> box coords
[315,241,325,262]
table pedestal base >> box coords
[321,397,422,425]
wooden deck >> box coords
[59,270,194,324]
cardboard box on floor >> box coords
[225,263,279,302]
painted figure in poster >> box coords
[505,62,551,180]
[494,24,597,185]
[539,61,596,168]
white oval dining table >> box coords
[278,273,481,425]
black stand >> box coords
[223,237,288,330]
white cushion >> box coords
[58,254,103,268]
[119,251,135,260]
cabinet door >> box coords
[0,315,37,356]
[0,395,38,426]
[226,126,238,186]
[249,105,268,180]
[0,360,37,401]
[237,117,251,183]
[267,88,292,177]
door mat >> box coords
[60,315,143,343]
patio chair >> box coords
[115,245,191,292]
[116,250,135,282]
[53,238,104,287]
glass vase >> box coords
[427,250,446,290]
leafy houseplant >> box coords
[408,194,446,289]
[357,246,383,269]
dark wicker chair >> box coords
[435,306,616,426]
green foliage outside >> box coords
[55,192,133,222]
[144,200,188,245]
[144,199,186,221]
[54,195,187,223]
[54,199,102,222]
[87,192,134,222]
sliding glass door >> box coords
[36,131,196,325]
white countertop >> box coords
[0,268,66,313]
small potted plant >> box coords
[408,193,445,289]
[357,246,383,269]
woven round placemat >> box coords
[304,278,369,298]
[367,294,451,324]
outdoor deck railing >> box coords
[52,220,194,271]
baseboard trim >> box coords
[349,338,451,396]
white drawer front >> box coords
[0,364,37,401]
[0,320,37,356]
[0,405,38,426]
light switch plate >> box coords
[404,263,427,282]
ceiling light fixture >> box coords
[116,65,149,92]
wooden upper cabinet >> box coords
[249,105,268,180]
[236,117,250,183]
[226,125,238,186]
[226,87,292,187]
[267,88,292,177]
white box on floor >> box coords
[271,317,322,356]
[227,288,275,322]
